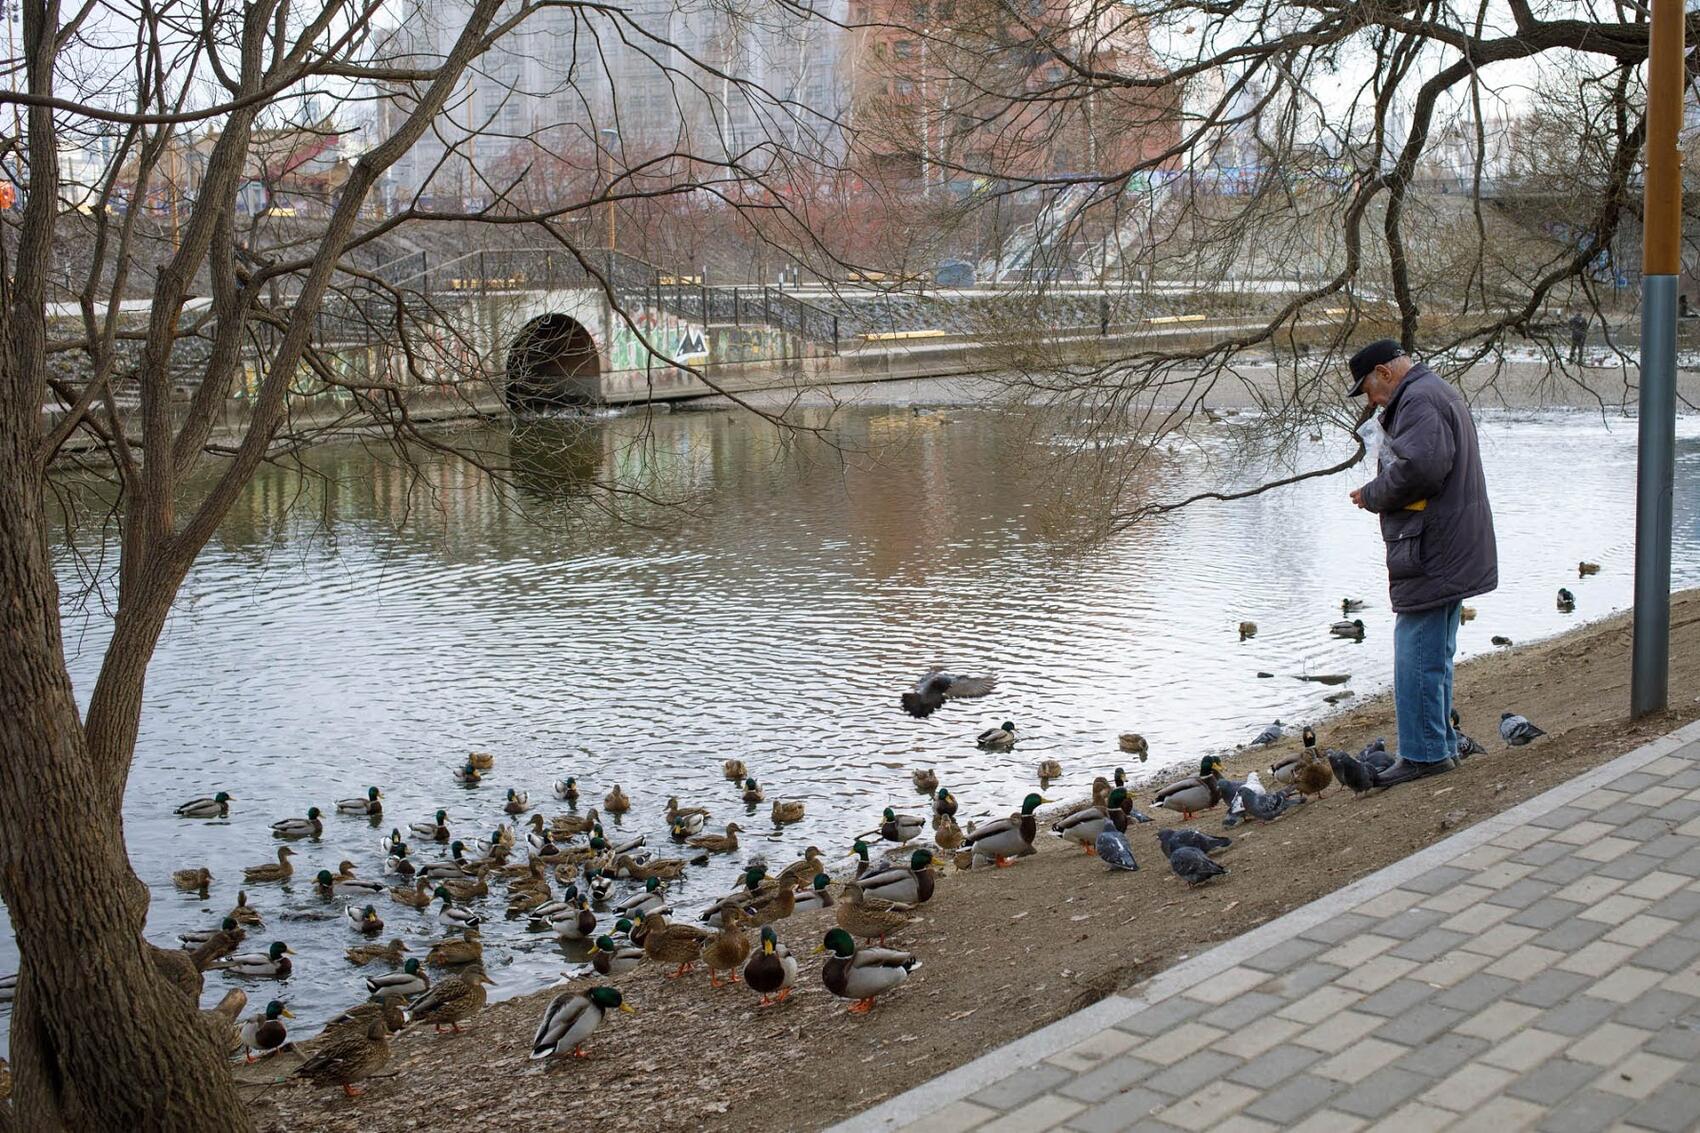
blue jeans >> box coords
[1394,601,1462,763]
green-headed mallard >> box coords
[549,895,597,942]
[615,877,668,919]
[933,813,964,853]
[175,792,233,819]
[417,841,472,881]
[501,787,529,815]
[345,904,384,936]
[637,911,711,978]
[314,869,384,900]
[871,808,924,845]
[1052,790,1131,853]
[604,784,631,813]
[1119,733,1150,759]
[1155,756,1225,820]
[1330,618,1366,640]
[770,798,805,825]
[852,849,937,905]
[241,846,296,884]
[366,956,428,997]
[977,721,1017,749]
[590,935,644,977]
[816,927,919,1013]
[296,1016,390,1096]
[704,906,751,988]
[335,787,383,816]
[410,809,451,842]
[664,797,709,837]
[744,926,797,1006]
[835,884,912,944]
[962,793,1046,867]
[346,937,407,967]
[228,890,264,926]
[912,768,939,794]
[467,751,495,770]
[723,759,748,782]
[453,762,482,785]
[271,807,323,839]
[1270,751,1302,785]
[215,940,294,978]
[426,928,483,969]
[687,822,742,854]
[408,961,492,1033]
[793,873,837,912]
[740,778,765,805]
[932,788,957,818]
[531,985,631,1061]
[185,917,246,972]
[180,914,243,952]
[433,887,483,928]
[172,866,213,895]
[553,777,579,803]
[238,999,293,1062]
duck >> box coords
[1238,621,1257,640]
[549,895,598,942]
[1460,605,1477,622]
[590,935,645,977]
[417,841,473,880]
[241,846,297,884]
[687,822,742,854]
[228,890,264,926]
[961,792,1046,867]
[1051,790,1130,854]
[836,885,913,944]
[744,926,798,1006]
[1037,758,1063,779]
[367,957,429,997]
[852,849,937,905]
[1579,560,1601,576]
[215,941,294,979]
[319,998,408,1041]
[408,961,493,1033]
[735,777,763,805]
[426,928,483,969]
[411,809,451,842]
[345,904,385,936]
[175,792,233,819]
[770,798,806,824]
[551,809,601,839]
[335,787,383,816]
[615,853,687,881]
[1293,750,1334,798]
[388,877,433,909]
[584,867,615,904]
[314,869,385,899]
[172,866,213,895]
[871,808,925,845]
[704,906,752,988]
[912,768,939,794]
[932,788,958,818]
[238,1000,293,1062]
[346,937,407,967]
[1557,587,1576,612]
[1080,776,1112,812]
[816,927,919,1013]
[1330,618,1366,640]
[467,751,495,770]
[723,759,748,782]
[531,985,632,1060]
[901,669,996,718]
[503,788,530,815]
[792,873,837,912]
[1154,756,1225,820]
[1270,749,1303,785]
[1342,598,1365,613]
[270,807,323,839]
[976,721,1017,749]
[742,880,799,928]
[1118,733,1149,760]
[932,813,964,853]
[295,1016,391,1096]
[777,846,826,890]
[553,777,579,803]
[636,911,712,978]
[384,846,415,880]
[453,762,482,785]
[700,867,769,929]
[615,877,669,918]
[179,915,244,954]
[604,785,631,814]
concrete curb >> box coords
[827,715,1700,1133]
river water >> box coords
[4,397,1700,1050]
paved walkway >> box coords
[832,719,1700,1133]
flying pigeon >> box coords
[1500,712,1546,747]
[1168,846,1228,887]
[900,670,996,719]
[1158,828,1230,859]
[1096,827,1139,871]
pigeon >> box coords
[1096,827,1139,871]
[900,670,996,718]
[1356,738,1394,774]
[1158,828,1231,859]
[1451,710,1487,757]
[1500,712,1546,746]
[1557,588,1576,613]
[1235,785,1305,823]
[1328,750,1376,796]
[1224,770,1264,821]
[1168,846,1228,887]
[1250,720,1284,746]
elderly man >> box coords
[1348,340,1498,788]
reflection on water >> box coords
[3,403,1699,1050]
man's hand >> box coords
[1350,487,1368,510]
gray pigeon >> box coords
[1096,828,1139,871]
[1357,738,1395,774]
[1328,750,1376,797]
[1452,710,1487,758]
[1169,846,1228,887]
[1499,712,1545,746]
[1250,720,1284,747]
[1235,785,1304,822]
[1158,828,1230,859]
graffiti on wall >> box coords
[610,306,708,372]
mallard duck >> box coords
[932,788,958,818]
[615,853,687,881]
[1084,777,1111,811]
[426,928,483,969]
[704,906,752,987]
[549,896,597,942]
[531,985,631,1060]
[467,751,495,770]
[776,846,825,890]
[215,941,294,978]
[1238,621,1257,640]
[687,822,742,854]
[270,807,323,839]
[742,880,799,928]
[1052,791,1130,853]
[900,669,997,718]
[386,877,432,909]
[408,961,493,1033]
[201,987,247,1057]
[1294,749,1333,798]
[433,887,483,928]
[497,788,526,815]
[816,927,918,1013]
[1342,597,1365,613]
[438,867,489,902]
[1037,758,1063,779]
[961,792,1046,867]
[411,809,451,842]
[508,882,557,916]
[636,911,711,977]
[174,792,233,819]
[770,798,805,824]
[590,935,645,977]
[367,957,429,997]
[977,721,1017,749]
[700,867,767,929]
[551,809,600,839]
[664,797,709,836]
[1579,560,1601,576]
[384,846,415,880]
[584,867,614,904]
[453,762,482,785]
[172,866,213,894]
[871,808,924,845]
[1118,734,1150,760]
[744,926,797,1006]
[418,841,473,880]
[320,998,408,1041]
[1558,587,1576,612]
[853,849,937,905]
[238,999,293,1062]
[314,870,384,900]
[336,787,383,816]
[793,873,837,912]
[553,777,579,803]
[1330,618,1366,640]
[296,1016,391,1096]
[912,768,939,794]
[344,904,384,936]
[180,915,243,953]
[740,778,765,805]
[0,974,12,1005]
[835,884,913,944]
[1270,751,1302,785]
[1460,605,1478,622]
[346,937,407,967]
[933,813,964,853]
[1155,756,1225,820]
[723,759,748,782]
[611,877,666,920]
[241,846,296,883]
[228,890,264,926]
[604,785,631,814]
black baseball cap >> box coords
[1347,339,1405,396]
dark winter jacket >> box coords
[1358,363,1498,613]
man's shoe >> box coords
[1373,756,1457,789]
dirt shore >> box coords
[245,591,1700,1133]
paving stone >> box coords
[1373,906,1450,941]
[1533,1088,1636,1132]
[1505,967,1595,1008]
[1309,1037,1407,1083]
[1389,927,1473,963]
[1433,972,1518,1011]
[1394,1033,1491,1079]
[1209,1015,1305,1060]
[1512,841,1574,866]
[1133,1024,1225,1069]
[1557,940,1640,977]
[1598,804,1656,827]
[1648,797,1700,821]
[1054,1054,1164,1105]
[1226,1044,1324,1090]
[1480,1027,1571,1073]
[1113,997,1207,1037]
[1356,978,1437,1018]
[1595,1051,1686,1099]
[900,1100,999,1133]
[1624,1081,1700,1133]
[1618,816,1678,841]
[1421,882,1497,914]
[1276,987,1364,1026]
[1485,943,1566,980]
[1151,1081,1261,1132]
[1327,1067,1429,1120]
[1455,999,1544,1042]
[1538,993,1624,1037]
[1297,913,1379,946]
[1462,923,1541,959]
[1185,966,1270,1006]
[1446,1095,1548,1132]
[972,1064,1078,1112]
[1141,1051,1240,1101]
[1241,1074,1345,1125]
[1613,989,1699,1032]
[1259,962,1347,1000]
[1351,888,1422,919]
[1371,1002,1464,1046]
[1315,934,1399,970]
[1397,867,1478,897]
[1242,937,1318,975]
[1284,1110,1366,1133]
[1504,1057,1601,1104]
[1492,878,1565,912]
[1623,871,1692,901]
[1507,895,1589,930]
[1421,1061,1518,1109]
[977,1094,1084,1133]
[1607,771,1664,794]
[1640,833,1700,860]
[1532,855,1603,885]
[1198,991,1286,1031]
[1332,954,1418,994]
[1289,1010,1384,1054]
[1586,965,1668,1006]
[1059,1090,1169,1133]
[1579,893,1656,924]
[1381,1101,1464,1133]
[1048,1028,1142,1075]
[1596,852,1666,881]
[1530,804,1594,829]
[1441,900,1514,935]
[1530,915,1613,954]
[1633,933,1700,973]
[1566,1022,1653,1067]
[1641,1018,1700,1062]
[1651,889,1700,924]
[1603,914,1680,949]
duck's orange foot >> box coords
[776,987,793,1003]
[667,963,694,979]
[571,1045,590,1059]
[847,998,875,1015]
[994,856,1012,869]
[1083,844,1096,855]
[342,1084,365,1097]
